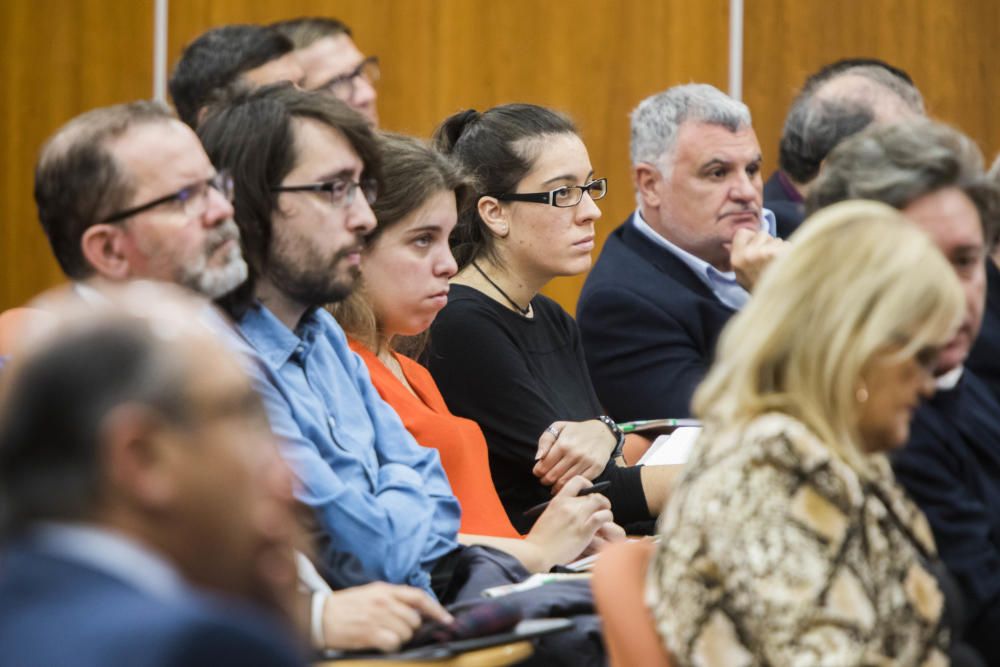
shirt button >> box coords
[328,415,337,429]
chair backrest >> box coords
[592,540,672,667]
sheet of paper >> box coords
[636,426,701,466]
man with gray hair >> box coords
[578,83,785,421]
[766,58,924,236]
[809,118,1000,666]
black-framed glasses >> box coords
[320,56,380,100]
[102,171,234,223]
[272,176,378,208]
[491,178,607,208]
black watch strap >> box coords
[597,415,625,459]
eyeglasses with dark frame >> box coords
[101,171,234,223]
[320,56,380,100]
[271,176,378,208]
[490,178,608,208]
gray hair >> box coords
[808,119,1000,247]
[630,83,752,175]
[779,65,924,184]
[989,153,1000,185]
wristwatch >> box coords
[596,415,626,460]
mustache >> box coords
[205,219,242,253]
[332,235,365,262]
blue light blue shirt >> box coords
[631,208,777,310]
[237,304,462,593]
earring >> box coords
[856,383,869,404]
[496,224,509,237]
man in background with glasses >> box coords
[578,83,786,422]
[273,17,380,125]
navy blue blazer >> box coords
[0,541,305,667]
[965,260,1000,406]
[892,371,1000,665]
[763,171,806,239]
[577,217,735,421]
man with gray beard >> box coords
[33,100,248,299]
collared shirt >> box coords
[238,304,461,593]
[631,207,777,311]
[936,365,964,391]
[31,522,186,601]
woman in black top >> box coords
[428,104,675,532]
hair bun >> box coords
[432,109,481,153]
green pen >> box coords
[617,418,701,433]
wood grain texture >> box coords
[744,0,1000,178]
[5,1,999,314]
[0,0,154,309]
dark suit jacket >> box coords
[965,260,1000,405]
[577,216,735,421]
[891,371,1000,665]
[763,170,806,239]
[0,541,305,667]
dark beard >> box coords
[267,243,360,307]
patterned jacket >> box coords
[647,413,949,667]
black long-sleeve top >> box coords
[427,285,648,534]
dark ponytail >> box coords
[433,103,577,268]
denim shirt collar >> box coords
[239,303,325,369]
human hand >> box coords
[580,520,627,557]
[523,475,616,568]
[534,420,616,491]
[730,228,788,291]
[322,583,453,652]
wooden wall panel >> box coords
[5,1,998,313]
[0,0,153,310]
[744,0,1000,180]
[168,0,730,313]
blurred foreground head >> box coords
[0,282,296,606]
[695,200,964,470]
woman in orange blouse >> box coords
[331,132,623,572]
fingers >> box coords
[390,586,454,625]
[539,452,581,487]
[535,421,566,462]
[585,507,615,532]
[370,627,407,653]
[325,583,445,652]
[554,475,592,497]
[730,226,757,251]
[597,520,626,542]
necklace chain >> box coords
[471,261,530,316]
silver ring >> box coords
[545,425,561,438]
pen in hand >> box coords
[522,481,611,519]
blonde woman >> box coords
[647,201,972,666]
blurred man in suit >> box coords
[273,17,380,125]
[578,83,785,421]
[0,286,306,666]
[809,119,1000,664]
[765,58,924,237]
